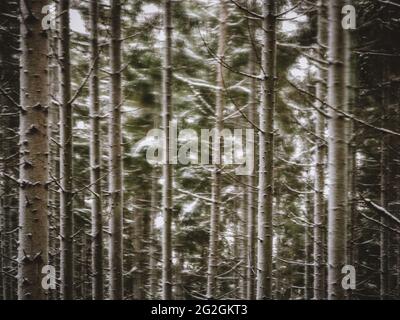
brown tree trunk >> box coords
[161,0,173,300]
[109,0,124,300]
[18,0,50,300]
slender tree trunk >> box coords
[313,0,327,300]
[142,205,151,299]
[48,14,61,299]
[89,0,104,300]
[327,0,347,300]
[239,185,247,299]
[18,0,50,300]
[345,18,358,299]
[304,193,313,300]
[58,0,74,300]
[109,0,124,300]
[246,0,257,300]
[257,0,276,300]
[149,168,159,299]
[161,0,173,300]
[206,0,227,300]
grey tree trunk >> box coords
[313,0,327,300]
[246,0,258,300]
[49,22,60,300]
[18,0,50,300]
[58,0,74,300]
[327,0,347,300]
[109,0,124,300]
[257,0,276,300]
[344,17,358,299]
[149,169,159,299]
[206,0,227,300]
[304,193,313,300]
[89,0,104,300]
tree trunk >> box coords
[305,193,313,300]
[206,0,227,300]
[89,0,104,300]
[161,0,173,300]
[246,0,258,300]
[109,0,124,300]
[149,169,159,299]
[313,0,327,300]
[58,0,74,300]
[257,0,276,300]
[239,185,247,299]
[327,0,347,300]
[18,0,50,300]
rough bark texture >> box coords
[89,0,104,300]
[207,0,227,300]
[109,0,124,300]
[161,0,173,300]
[18,0,50,300]
[257,0,276,300]
[313,0,327,300]
[327,0,347,300]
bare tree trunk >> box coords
[257,0,276,300]
[327,0,347,300]
[18,0,50,300]
[58,0,74,300]
[239,185,247,299]
[345,17,358,299]
[161,0,173,300]
[109,0,124,300]
[246,0,258,300]
[89,0,104,300]
[207,0,227,300]
[149,168,159,298]
[305,193,313,300]
[313,0,327,300]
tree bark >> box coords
[58,0,74,300]
[149,169,159,299]
[305,193,313,300]
[18,0,50,300]
[89,0,104,300]
[257,0,276,300]
[246,0,258,300]
[327,0,347,300]
[161,0,173,300]
[313,0,327,300]
[207,0,228,300]
[109,0,124,300]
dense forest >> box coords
[0,0,399,300]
